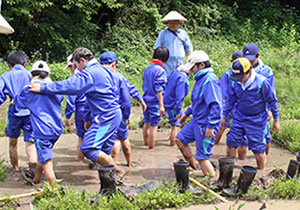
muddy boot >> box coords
[223,165,257,196]
[173,161,202,195]
[91,165,117,204]
[286,159,300,180]
[212,158,234,191]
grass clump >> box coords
[243,177,300,201]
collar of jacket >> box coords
[193,67,213,81]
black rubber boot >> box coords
[223,165,257,196]
[91,165,116,203]
[173,161,202,195]
[286,159,300,180]
[212,158,234,191]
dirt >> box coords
[0,107,299,209]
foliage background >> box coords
[0,0,299,152]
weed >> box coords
[0,158,7,182]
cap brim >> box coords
[244,54,256,61]
[231,73,244,81]
[181,62,194,73]
[64,61,73,70]
[64,64,70,70]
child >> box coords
[142,46,169,149]
[237,43,276,157]
[99,51,146,167]
[215,51,243,145]
[14,60,64,184]
[176,50,222,178]
[0,50,36,171]
[224,57,280,170]
[164,65,189,146]
[28,47,123,175]
[64,54,86,161]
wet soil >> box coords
[0,107,299,209]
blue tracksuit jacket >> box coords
[114,72,131,120]
[14,79,64,140]
[0,64,31,116]
[142,61,167,106]
[40,59,120,118]
[185,68,222,128]
[223,71,279,123]
[164,69,189,116]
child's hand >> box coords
[84,121,91,131]
[10,99,14,105]
[273,119,280,134]
[126,119,130,125]
[64,119,71,126]
[160,105,165,116]
[205,128,214,139]
[174,115,180,121]
[267,110,273,121]
[140,99,147,112]
[221,115,226,127]
[28,83,41,93]
[179,114,187,125]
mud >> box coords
[0,107,299,209]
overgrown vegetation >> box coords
[30,180,216,210]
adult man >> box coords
[29,47,123,174]
[154,11,193,75]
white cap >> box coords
[0,14,14,34]
[31,60,50,73]
[181,51,209,73]
[64,54,73,69]
[161,11,187,22]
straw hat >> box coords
[0,14,14,34]
[161,11,187,22]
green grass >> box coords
[243,177,300,201]
[0,159,7,181]
[30,180,216,210]
[272,119,300,153]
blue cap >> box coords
[231,51,243,62]
[99,51,118,64]
[243,43,259,60]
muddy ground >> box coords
[0,107,299,209]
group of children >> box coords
[0,42,280,185]
[141,43,280,177]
